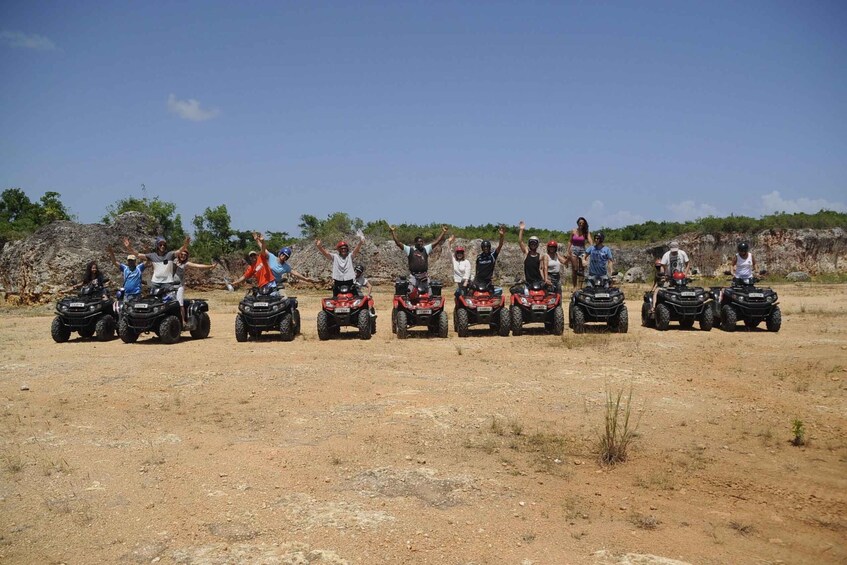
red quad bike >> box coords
[391,277,448,339]
[509,280,565,336]
[454,281,510,337]
[317,283,375,340]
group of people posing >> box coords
[89,218,760,308]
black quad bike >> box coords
[712,273,781,332]
[317,283,375,340]
[642,271,713,331]
[51,282,117,342]
[568,275,628,334]
[119,285,210,344]
[235,286,301,342]
[454,281,510,337]
[391,277,448,339]
[509,280,565,336]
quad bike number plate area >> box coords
[134,303,149,309]
[749,293,764,298]
[70,302,85,308]
[417,308,432,314]
[681,291,695,297]
[254,302,269,307]
[335,307,351,313]
[477,306,492,312]
[595,293,610,298]
[531,304,547,310]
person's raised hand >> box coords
[498,225,506,236]
[519,220,525,231]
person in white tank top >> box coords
[731,242,756,280]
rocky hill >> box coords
[1,214,844,304]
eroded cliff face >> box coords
[1,219,843,303]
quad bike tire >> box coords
[699,304,714,332]
[95,315,116,341]
[655,304,671,331]
[119,316,139,343]
[610,306,628,333]
[51,316,71,343]
[159,315,182,344]
[316,310,332,341]
[279,312,295,341]
[510,305,524,336]
[436,310,449,338]
[293,309,301,335]
[395,310,409,339]
[190,312,211,339]
[357,310,372,340]
[641,302,654,328]
[498,307,511,337]
[551,305,565,336]
[766,306,782,333]
[570,305,586,334]
[235,314,249,342]
[78,325,96,338]
[455,307,470,337]
[720,305,738,332]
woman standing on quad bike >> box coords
[448,235,472,296]
[124,236,189,291]
[566,217,593,289]
[518,220,548,286]
[316,236,364,295]
[388,224,449,290]
[545,240,568,293]
[473,226,506,290]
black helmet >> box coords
[595,231,605,243]
[737,242,749,253]
[481,240,491,252]
[354,264,365,274]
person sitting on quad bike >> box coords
[545,240,568,294]
[583,231,614,281]
[124,236,189,291]
[354,264,377,322]
[473,226,507,291]
[316,235,365,295]
[730,242,757,283]
[74,260,108,299]
[173,249,218,323]
[389,224,449,292]
[268,246,315,292]
[518,220,548,287]
[447,235,472,296]
[567,217,593,289]
[650,241,690,313]
[231,232,278,293]
[107,246,145,299]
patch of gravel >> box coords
[350,467,474,507]
[171,542,350,564]
[273,492,394,530]
[593,550,693,565]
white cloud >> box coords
[0,30,57,51]
[760,191,847,214]
[167,94,220,122]
[588,200,645,228]
[667,200,719,221]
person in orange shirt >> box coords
[231,232,277,292]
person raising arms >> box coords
[316,235,364,295]
[473,226,507,290]
[518,220,548,286]
[566,217,593,288]
[388,224,449,291]
[447,234,472,296]
[231,232,277,293]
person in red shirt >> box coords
[231,233,277,291]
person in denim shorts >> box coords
[567,217,594,289]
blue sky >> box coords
[2,1,845,236]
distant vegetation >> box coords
[3,188,846,261]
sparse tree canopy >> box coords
[102,196,186,243]
[0,188,73,244]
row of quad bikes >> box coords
[52,272,781,344]
[51,281,211,344]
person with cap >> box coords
[583,231,614,280]
[660,241,690,277]
[231,232,277,292]
[107,245,145,299]
[447,234,473,296]
[123,235,189,291]
[388,224,449,291]
[316,234,364,295]
[267,245,317,291]
[518,220,548,286]
[473,226,507,290]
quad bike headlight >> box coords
[737,295,745,302]
[698,295,705,302]
[465,299,474,307]
[242,305,251,313]
[766,295,774,302]
[612,295,621,303]
[352,299,362,308]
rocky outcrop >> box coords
[2,219,844,304]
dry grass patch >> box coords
[598,386,640,465]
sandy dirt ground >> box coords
[1,283,845,565]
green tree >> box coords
[38,191,73,223]
[0,188,74,243]
[102,196,186,243]
[297,212,363,241]
[191,205,234,261]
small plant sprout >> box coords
[791,419,806,446]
